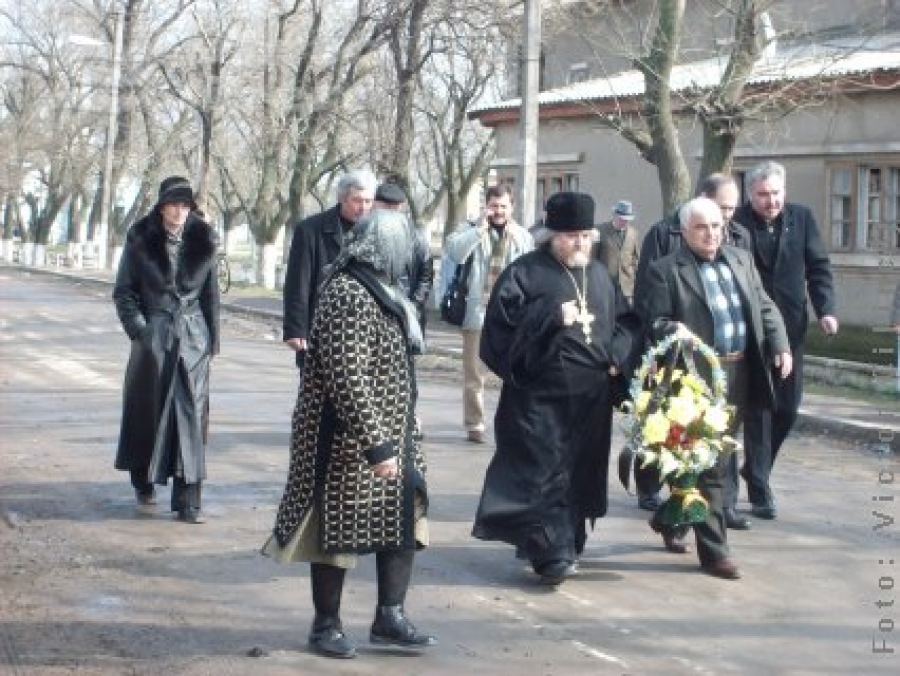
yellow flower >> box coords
[642,411,671,445]
[634,391,652,414]
[655,368,684,385]
[703,406,731,433]
[666,392,699,427]
[680,373,706,395]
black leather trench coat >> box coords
[112,210,219,484]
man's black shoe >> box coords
[724,509,750,530]
[701,557,742,580]
[536,559,578,585]
[751,504,777,520]
[135,489,157,506]
[175,508,205,524]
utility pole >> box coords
[518,0,541,230]
[98,11,123,270]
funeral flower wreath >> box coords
[621,333,741,525]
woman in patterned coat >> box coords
[263,208,434,659]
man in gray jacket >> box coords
[444,185,533,443]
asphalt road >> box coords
[0,266,898,675]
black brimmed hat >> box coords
[157,176,197,210]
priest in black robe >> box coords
[472,191,641,585]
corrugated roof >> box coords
[472,32,900,114]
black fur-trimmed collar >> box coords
[126,209,217,280]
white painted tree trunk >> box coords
[68,241,84,269]
[33,244,46,267]
[22,242,35,266]
[260,242,278,290]
[1,239,14,262]
[111,245,124,272]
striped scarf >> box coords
[697,258,747,355]
[483,225,511,303]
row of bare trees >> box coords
[0,0,512,282]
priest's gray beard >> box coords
[549,243,590,269]
[564,250,590,268]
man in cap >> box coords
[472,191,641,585]
[593,199,641,305]
[283,170,376,374]
[374,181,434,333]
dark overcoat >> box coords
[112,210,219,483]
[282,205,343,366]
[644,245,789,409]
[472,250,641,559]
[733,202,835,348]
[272,267,427,553]
[633,213,751,324]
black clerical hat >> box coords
[544,191,595,232]
[375,182,407,205]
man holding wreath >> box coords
[643,196,792,580]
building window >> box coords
[830,167,852,250]
[568,63,589,84]
[535,171,581,223]
[827,163,900,252]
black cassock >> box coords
[472,248,640,568]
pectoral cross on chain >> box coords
[575,304,595,344]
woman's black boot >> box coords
[370,550,436,647]
[308,563,356,659]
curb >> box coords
[793,412,898,448]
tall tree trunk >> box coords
[697,0,763,183]
[637,0,690,214]
[387,0,428,220]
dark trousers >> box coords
[130,469,201,512]
[656,359,745,564]
[130,468,153,495]
[171,477,202,513]
[635,463,663,497]
[694,458,729,565]
[721,360,748,512]
[742,350,803,506]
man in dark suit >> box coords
[632,173,754,528]
[644,196,792,579]
[283,170,376,370]
[734,161,838,520]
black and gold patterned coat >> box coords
[272,267,427,553]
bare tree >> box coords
[157,0,241,213]
[537,0,889,212]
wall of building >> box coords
[489,87,900,325]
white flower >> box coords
[657,449,680,478]
[703,406,731,432]
[692,442,711,468]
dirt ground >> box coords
[2,267,899,676]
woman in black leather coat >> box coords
[112,176,220,523]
